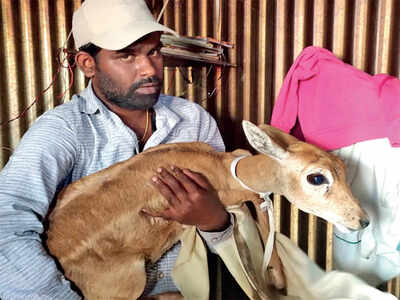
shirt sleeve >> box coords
[197,213,235,254]
[197,106,225,152]
[0,115,82,300]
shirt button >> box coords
[158,272,164,279]
[57,274,65,281]
[212,237,219,242]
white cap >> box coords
[72,0,178,50]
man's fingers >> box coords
[149,166,226,229]
[151,172,180,206]
[181,168,212,190]
[170,166,200,193]
[157,168,188,196]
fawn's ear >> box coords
[242,120,291,160]
[257,124,299,148]
[231,149,252,157]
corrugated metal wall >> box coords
[1,0,399,297]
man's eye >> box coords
[149,48,161,56]
[120,54,134,61]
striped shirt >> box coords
[0,83,225,300]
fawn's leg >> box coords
[65,254,147,300]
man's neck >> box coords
[103,99,153,141]
[90,83,155,139]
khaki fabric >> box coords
[172,207,297,300]
[172,226,210,300]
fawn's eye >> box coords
[307,174,327,186]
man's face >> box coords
[92,32,164,110]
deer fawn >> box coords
[46,121,369,300]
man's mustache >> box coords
[131,76,162,93]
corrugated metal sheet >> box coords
[0,0,399,297]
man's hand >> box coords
[143,166,230,232]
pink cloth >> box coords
[270,46,400,151]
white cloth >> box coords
[331,138,400,286]
[275,233,397,300]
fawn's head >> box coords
[243,121,369,232]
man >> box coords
[0,1,235,299]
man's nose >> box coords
[137,56,157,78]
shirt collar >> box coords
[77,81,106,115]
[153,96,180,128]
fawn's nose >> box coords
[360,218,370,229]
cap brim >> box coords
[91,21,179,51]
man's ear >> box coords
[75,51,96,78]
